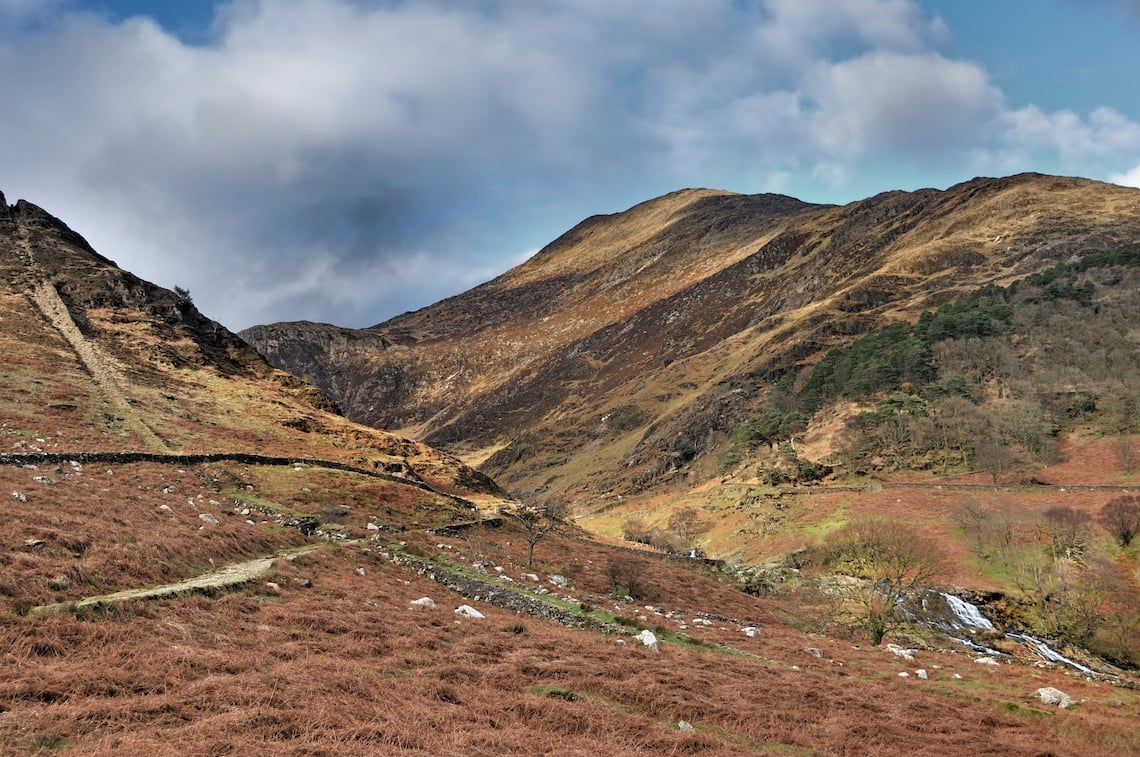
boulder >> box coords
[455,604,485,619]
[549,574,574,589]
[410,597,436,608]
[635,629,658,650]
[1035,687,1073,709]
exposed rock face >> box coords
[1,193,273,382]
[242,174,1140,502]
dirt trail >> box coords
[29,544,321,617]
[16,232,168,451]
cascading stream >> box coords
[938,590,1094,675]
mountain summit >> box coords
[242,173,1140,503]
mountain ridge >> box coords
[242,172,1140,503]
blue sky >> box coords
[2,0,1139,331]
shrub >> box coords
[605,557,649,599]
[1099,495,1140,548]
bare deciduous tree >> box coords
[1042,505,1092,561]
[513,501,567,568]
[825,518,943,645]
[667,506,709,553]
[1099,494,1140,548]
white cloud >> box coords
[996,105,1140,169]
[808,51,1003,157]
[1,0,1139,329]
[1110,163,1140,188]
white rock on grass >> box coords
[974,657,1000,666]
[885,643,916,660]
[635,629,658,650]
[410,597,436,608]
[454,604,485,619]
[1036,687,1073,709]
[916,669,929,680]
[742,626,760,638]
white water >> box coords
[1005,633,1094,675]
[941,592,995,631]
[939,592,1089,674]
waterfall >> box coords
[926,591,1096,675]
[940,592,995,631]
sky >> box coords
[2,1,1140,332]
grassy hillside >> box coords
[2,190,1138,755]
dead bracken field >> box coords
[0,444,1136,755]
[3,516,1138,756]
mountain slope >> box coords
[0,191,504,505]
[3,190,1138,755]
[242,173,1140,503]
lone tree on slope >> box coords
[513,500,567,568]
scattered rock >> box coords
[898,671,910,678]
[974,657,1000,666]
[549,574,574,589]
[11,490,26,502]
[804,647,824,658]
[198,513,220,526]
[410,597,436,608]
[1036,687,1073,709]
[48,574,72,591]
[355,567,366,576]
[455,604,485,619]
[742,626,760,638]
[677,720,695,732]
[23,538,45,550]
[265,582,280,592]
[916,669,928,680]
[292,577,313,588]
[885,644,916,660]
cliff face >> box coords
[242,174,1140,501]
